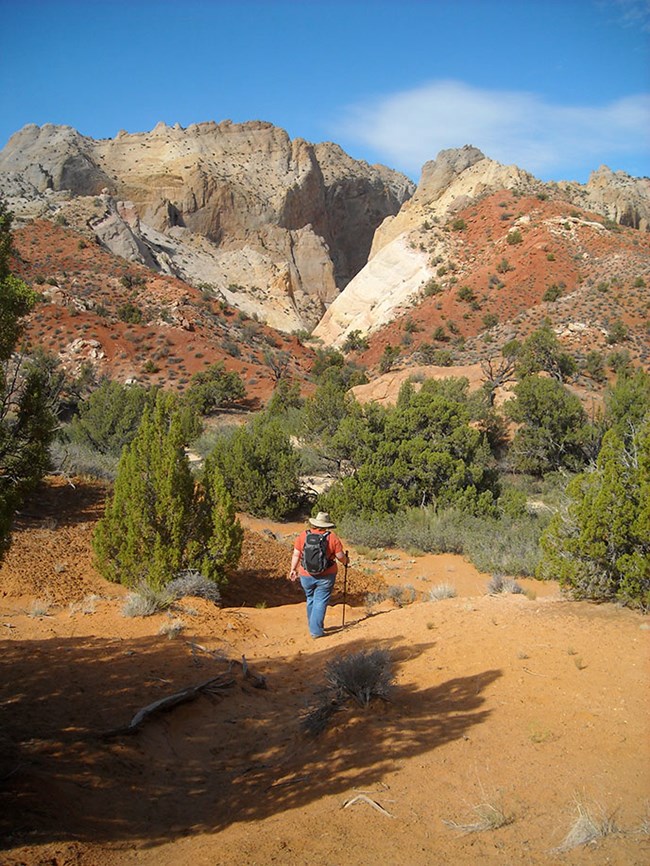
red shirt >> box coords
[294,528,344,577]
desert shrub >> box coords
[301,648,395,737]
[117,302,143,324]
[506,229,523,245]
[379,344,400,373]
[487,574,524,594]
[537,421,650,608]
[482,312,499,328]
[325,649,394,707]
[429,583,457,601]
[167,570,222,605]
[394,508,469,554]
[543,284,563,302]
[1,203,58,561]
[505,375,589,474]
[463,514,548,576]
[319,378,498,519]
[514,325,576,382]
[339,513,403,549]
[342,330,369,353]
[607,349,632,374]
[583,350,606,383]
[606,319,629,344]
[423,278,442,296]
[122,583,174,617]
[386,584,417,606]
[184,362,245,416]
[158,618,185,639]
[49,440,119,480]
[457,285,475,303]
[497,486,528,519]
[65,379,154,456]
[604,369,650,441]
[206,415,303,519]
[555,799,618,852]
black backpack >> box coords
[301,531,332,575]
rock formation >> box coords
[0,121,413,331]
[313,146,650,347]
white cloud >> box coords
[338,80,650,179]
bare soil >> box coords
[0,477,648,866]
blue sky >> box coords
[1,0,648,183]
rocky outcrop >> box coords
[313,146,650,348]
[0,121,413,330]
[558,166,650,232]
[314,147,541,346]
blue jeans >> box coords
[299,573,336,637]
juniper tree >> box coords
[537,419,649,608]
[93,390,240,588]
[206,415,302,519]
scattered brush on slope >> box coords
[301,649,394,736]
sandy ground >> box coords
[0,477,648,866]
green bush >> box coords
[184,362,245,416]
[537,421,649,608]
[507,230,523,245]
[319,378,498,519]
[117,302,143,324]
[505,375,589,474]
[93,391,241,588]
[543,284,563,302]
[206,415,303,519]
[65,380,154,456]
[339,513,404,549]
[0,202,57,560]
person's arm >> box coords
[332,534,349,565]
[289,547,301,581]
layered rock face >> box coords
[313,146,650,347]
[0,121,413,331]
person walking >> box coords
[288,512,348,638]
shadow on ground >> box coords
[0,630,501,849]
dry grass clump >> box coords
[555,798,619,851]
[301,649,394,736]
[28,599,51,618]
[122,584,174,617]
[429,583,457,601]
[444,801,513,834]
[487,573,524,595]
[69,593,101,615]
[158,618,186,639]
[167,570,221,605]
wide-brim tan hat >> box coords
[308,511,336,529]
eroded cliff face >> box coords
[313,147,650,348]
[0,121,413,331]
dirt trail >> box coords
[0,478,648,866]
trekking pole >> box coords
[341,551,349,627]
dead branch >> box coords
[103,674,235,737]
[342,794,395,818]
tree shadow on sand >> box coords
[0,630,501,850]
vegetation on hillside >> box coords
[0,202,59,561]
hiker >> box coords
[289,512,348,638]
